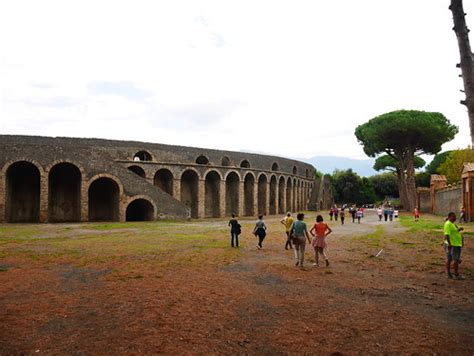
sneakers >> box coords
[256,244,261,250]
[447,273,454,279]
[454,274,465,280]
[312,263,319,267]
[295,261,299,266]
[325,259,330,267]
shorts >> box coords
[444,245,462,262]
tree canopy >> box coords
[355,110,458,210]
[438,148,474,183]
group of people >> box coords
[229,212,333,268]
[329,205,364,224]
[376,206,398,222]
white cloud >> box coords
[0,0,472,160]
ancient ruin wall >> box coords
[434,186,462,217]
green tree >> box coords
[415,172,431,188]
[373,154,425,208]
[438,148,474,183]
[331,169,376,205]
[426,151,451,174]
[355,110,458,210]
[369,173,399,200]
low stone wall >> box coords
[434,186,462,217]
[418,190,431,213]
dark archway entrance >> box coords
[286,178,292,213]
[128,165,146,178]
[88,178,120,221]
[225,172,240,216]
[154,169,173,195]
[278,176,285,214]
[48,162,81,222]
[6,161,40,222]
[269,175,277,215]
[181,170,199,218]
[126,199,154,221]
[244,173,255,216]
[258,174,268,215]
[205,171,221,218]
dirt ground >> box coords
[0,211,473,355]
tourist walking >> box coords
[228,214,241,247]
[383,206,389,222]
[389,207,394,221]
[334,206,339,221]
[280,212,294,250]
[329,208,334,221]
[356,208,363,224]
[310,215,332,267]
[377,206,383,221]
[414,207,420,222]
[340,209,345,225]
[289,213,312,268]
[253,215,267,249]
[459,207,466,223]
[350,206,357,223]
[444,212,465,280]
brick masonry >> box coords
[0,135,320,223]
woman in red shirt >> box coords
[310,215,333,267]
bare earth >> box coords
[0,211,473,355]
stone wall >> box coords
[417,188,431,213]
[434,186,462,217]
[0,135,317,223]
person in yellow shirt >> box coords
[444,212,465,280]
[280,212,294,250]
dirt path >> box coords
[0,211,473,354]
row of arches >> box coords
[130,150,313,177]
[4,161,155,223]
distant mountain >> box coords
[301,156,377,177]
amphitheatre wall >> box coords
[0,135,324,223]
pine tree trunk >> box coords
[396,168,409,209]
[450,0,474,147]
[405,152,417,211]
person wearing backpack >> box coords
[253,215,267,249]
[228,214,241,247]
[290,213,312,268]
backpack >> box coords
[236,223,242,235]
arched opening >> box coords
[293,166,298,175]
[269,175,277,215]
[196,155,209,165]
[278,176,286,214]
[154,169,173,195]
[306,169,310,177]
[205,171,221,218]
[244,173,255,216]
[181,170,199,218]
[6,161,40,223]
[126,199,154,221]
[133,151,152,162]
[296,180,301,211]
[271,162,279,171]
[221,156,231,166]
[240,159,250,168]
[293,179,297,211]
[286,178,293,213]
[128,165,146,178]
[225,172,240,216]
[88,178,120,221]
[258,174,268,215]
[48,162,81,222]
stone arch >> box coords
[293,178,297,211]
[5,161,41,222]
[296,180,301,211]
[88,177,120,221]
[205,170,221,218]
[181,170,199,218]
[278,176,286,214]
[133,150,153,162]
[225,171,240,216]
[240,159,250,168]
[243,172,255,216]
[306,169,310,178]
[286,178,293,213]
[258,174,268,215]
[224,170,241,181]
[126,197,155,221]
[128,165,146,178]
[293,166,298,175]
[196,155,209,165]
[271,162,279,171]
[221,156,231,166]
[154,169,173,195]
[48,162,82,222]
[269,175,277,215]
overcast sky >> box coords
[0,0,472,161]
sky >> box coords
[0,0,472,162]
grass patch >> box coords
[399,215,444,233]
